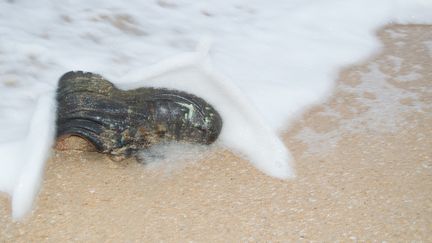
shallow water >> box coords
[0,0,431,219]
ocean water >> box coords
[0,0,431,219]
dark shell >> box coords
[56,71,222,159]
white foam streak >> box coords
[0,94,56,220]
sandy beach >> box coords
[1,24,431,241]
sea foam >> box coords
[0,0,431,219]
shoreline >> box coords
[1,24,431,241]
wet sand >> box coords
[1,25,431,242]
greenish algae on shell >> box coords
[56,71,222,159]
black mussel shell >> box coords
[56,71,222,158]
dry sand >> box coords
[1,24,431,242]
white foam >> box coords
[0,93,56,219]
[138,142,213,173]
[0,0,431,219]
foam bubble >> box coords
[138,142,213,173]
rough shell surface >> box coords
[56,71,222,158]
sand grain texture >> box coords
[1,25,431,242]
